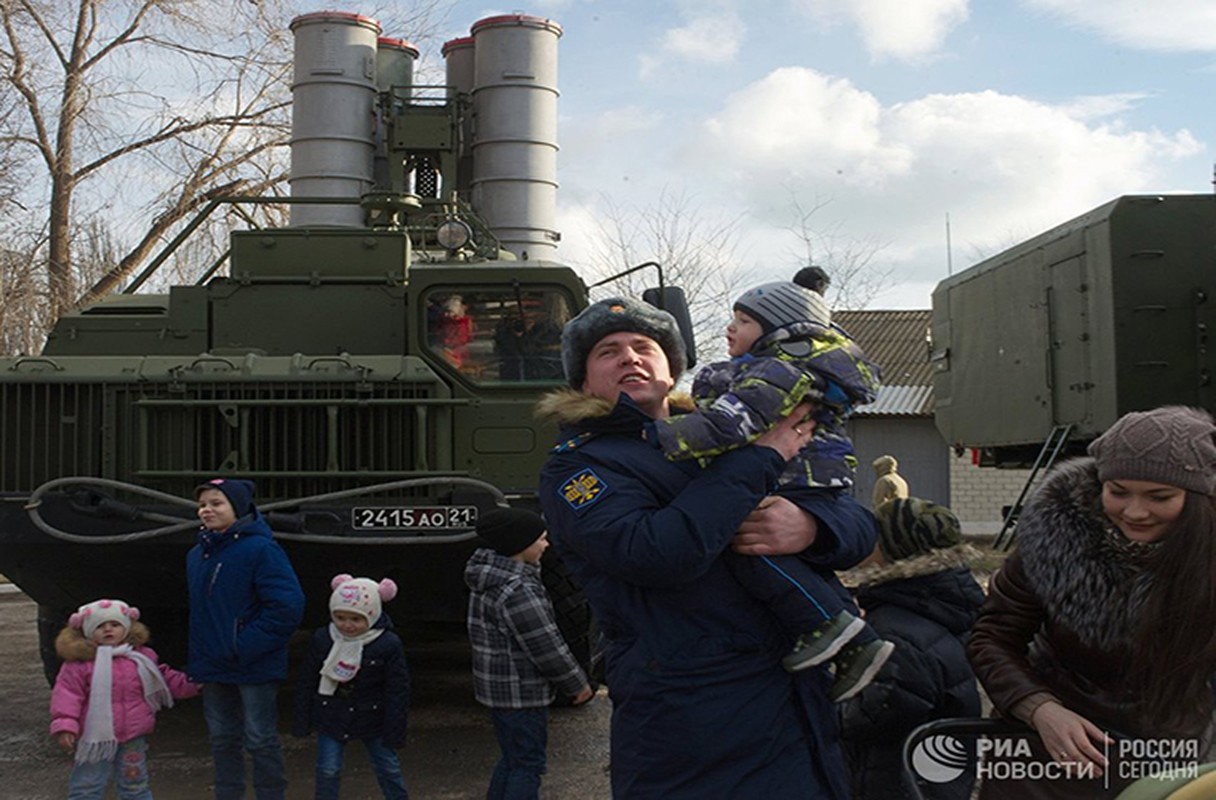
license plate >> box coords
[351,506,478,530]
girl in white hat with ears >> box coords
[292,574,411,800]
[49,598,200,799]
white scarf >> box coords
[77,644,173,764]
[318,623,384,696]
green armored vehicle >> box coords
[0,11,689,681]
[931,193,1216,467]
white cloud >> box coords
[662,13,743,64]
[560,105,666,191]
[794,0,969,61]
[678,70,1202,295]
[638,4,745,78]
[696,67,912,187]
[1057,92,1150,121]
[1023,0,1216,52]
[879,90,1202,239]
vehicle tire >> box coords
[38,604,71,686]
[541,548,604,706]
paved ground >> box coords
[0,588,611,798]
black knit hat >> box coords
[733,281,831,335]
[194,478,257,518]
[793,265,831,295]
[476,507,546,557]
[561,296,686,389]
[876,497,962,562]
[1087,405,1216,495]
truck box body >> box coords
[932,194,1216,465]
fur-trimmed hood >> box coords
[55,621,152,662]
[535,388,695,428]
[845,544,987,635]
[843,543,986,590]
[1016,457,1153,652]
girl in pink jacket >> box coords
[49,598,199,799]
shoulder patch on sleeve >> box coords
[551,431,595,453]
[558,468,609,511]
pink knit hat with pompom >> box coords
[70,599,139,640]
[328,575,398,626]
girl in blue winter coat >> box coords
[186,478,305,800]
[293,574,411,800]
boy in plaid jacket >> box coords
[465,507,593,799]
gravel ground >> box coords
[0,588,611,799]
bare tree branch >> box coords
[582,187,751,364]
[782,188,895,310]
[0,0,454,352]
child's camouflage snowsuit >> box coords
[655,320,880,489]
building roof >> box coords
[834,309,933,416]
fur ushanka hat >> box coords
[560,297,686,389]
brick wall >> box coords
[948,450,1033,528]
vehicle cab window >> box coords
[424,289,572,383]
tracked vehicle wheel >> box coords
[38,604,71,686]
[541,549,604,704]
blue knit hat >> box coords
[194,478,257,518]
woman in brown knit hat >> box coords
[968,405,1216,799]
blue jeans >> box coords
[487,707,548,800]
[314,734,409,800]
[67,736,152,800]
[202,682,287,800]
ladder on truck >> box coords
[992,424,1073,551]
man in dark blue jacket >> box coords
[188,478,305,800]
[537,297,878,799]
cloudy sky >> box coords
[428,0,1215,309]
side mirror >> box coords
[642,286,697,371]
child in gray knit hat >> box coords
[651,275,892,702]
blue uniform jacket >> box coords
[292,615,411,749]
[186,510,305,683]
[537,389,877,800]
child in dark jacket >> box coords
[466,508,593,800]
[293,574,410,800]
[187,477,305,800]
[839,497,986,800]
[653,278,893,701]
[50,598,199,799]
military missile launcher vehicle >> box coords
[931,193,1216,468]
[0,11,693,682]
